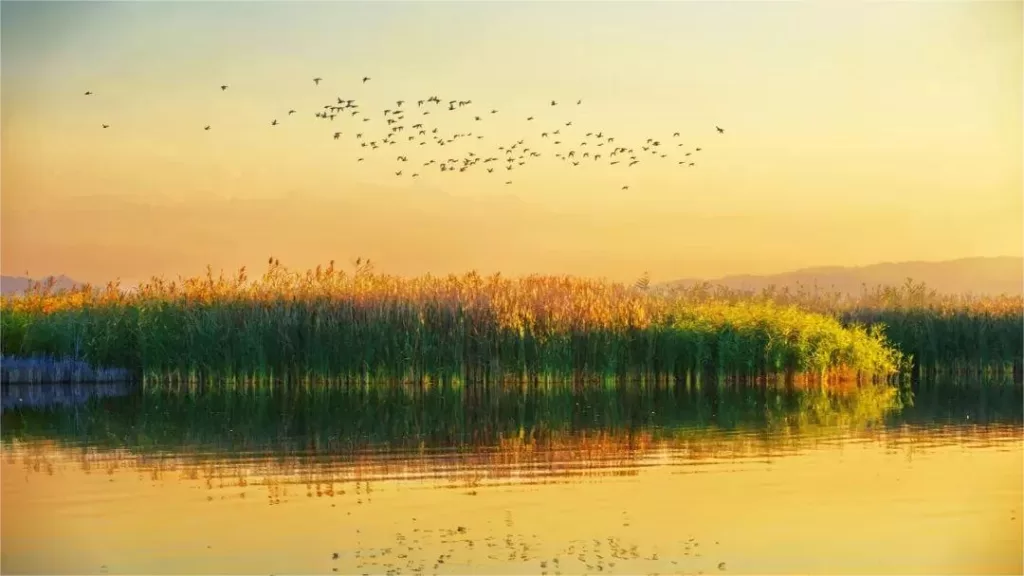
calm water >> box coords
[2,380,1021,575]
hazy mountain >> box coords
[4,257,1021,298]
[1,275,83,296]
[658,257,1023,297]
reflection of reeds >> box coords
[12,379,1012,463]
[1,381,131,410]
[1,262,903,387]
[6,420,1021,495]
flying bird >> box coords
[288,109,296,115]
[333,132,342,140]
[101,124,109,129]
[84,91,93,96]
[313,77,323,86]
[204,125,211,131]
[220,85,228,91]
[362,77,371,83]
[716,126,724,133]
[271,119,278,126]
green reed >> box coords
[659,278,1024,380]
[0,264,904,387]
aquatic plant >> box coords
[0,261,904,386]
[658,279,1024,379]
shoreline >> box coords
[0,356,133,385]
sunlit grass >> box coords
[0,261,905,386]
[659,279,1024,379]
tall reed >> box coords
[0,262,903,386]
[658,279,1023,380]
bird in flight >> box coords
[220,85,228,91]
[313,77,323,86]
[622,185,629,190]
[716,126,724,133]
[334,132,342,140]
[362,76,371,83]
[551,100,557,106]
[288,109,296,115]
[204,125,211,131]
[577,99,582,105]
[101,124,109,129]
[84,91,93,96]
[271,119,278,126]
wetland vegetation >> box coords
[8,261,1019,388]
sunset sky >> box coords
[2,1,1021,286]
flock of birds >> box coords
[84,76,725,191]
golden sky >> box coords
[2,1,1021,285]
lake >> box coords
[2,380,1021,575]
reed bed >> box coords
[658,279,1024,380]
[0,262,903,387]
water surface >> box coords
[2,380,1021,575]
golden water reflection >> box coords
[3,423,1021,575]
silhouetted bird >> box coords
[102,124,109,128]
[716,126,724,133]
[362,77,371,83]
[204,125,211,131]
[271,120,278,126]
[220,85,228,91]
[84,91,93,96]
[313,77,323,86]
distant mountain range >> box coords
[3,257,1021,297]
[0,275,82,296]
[657,257,1023,297]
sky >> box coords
[2,0,1021,286]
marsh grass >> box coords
[658,279,1024,380]
[0,262,904,387]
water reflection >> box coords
[2,380,1021,575]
